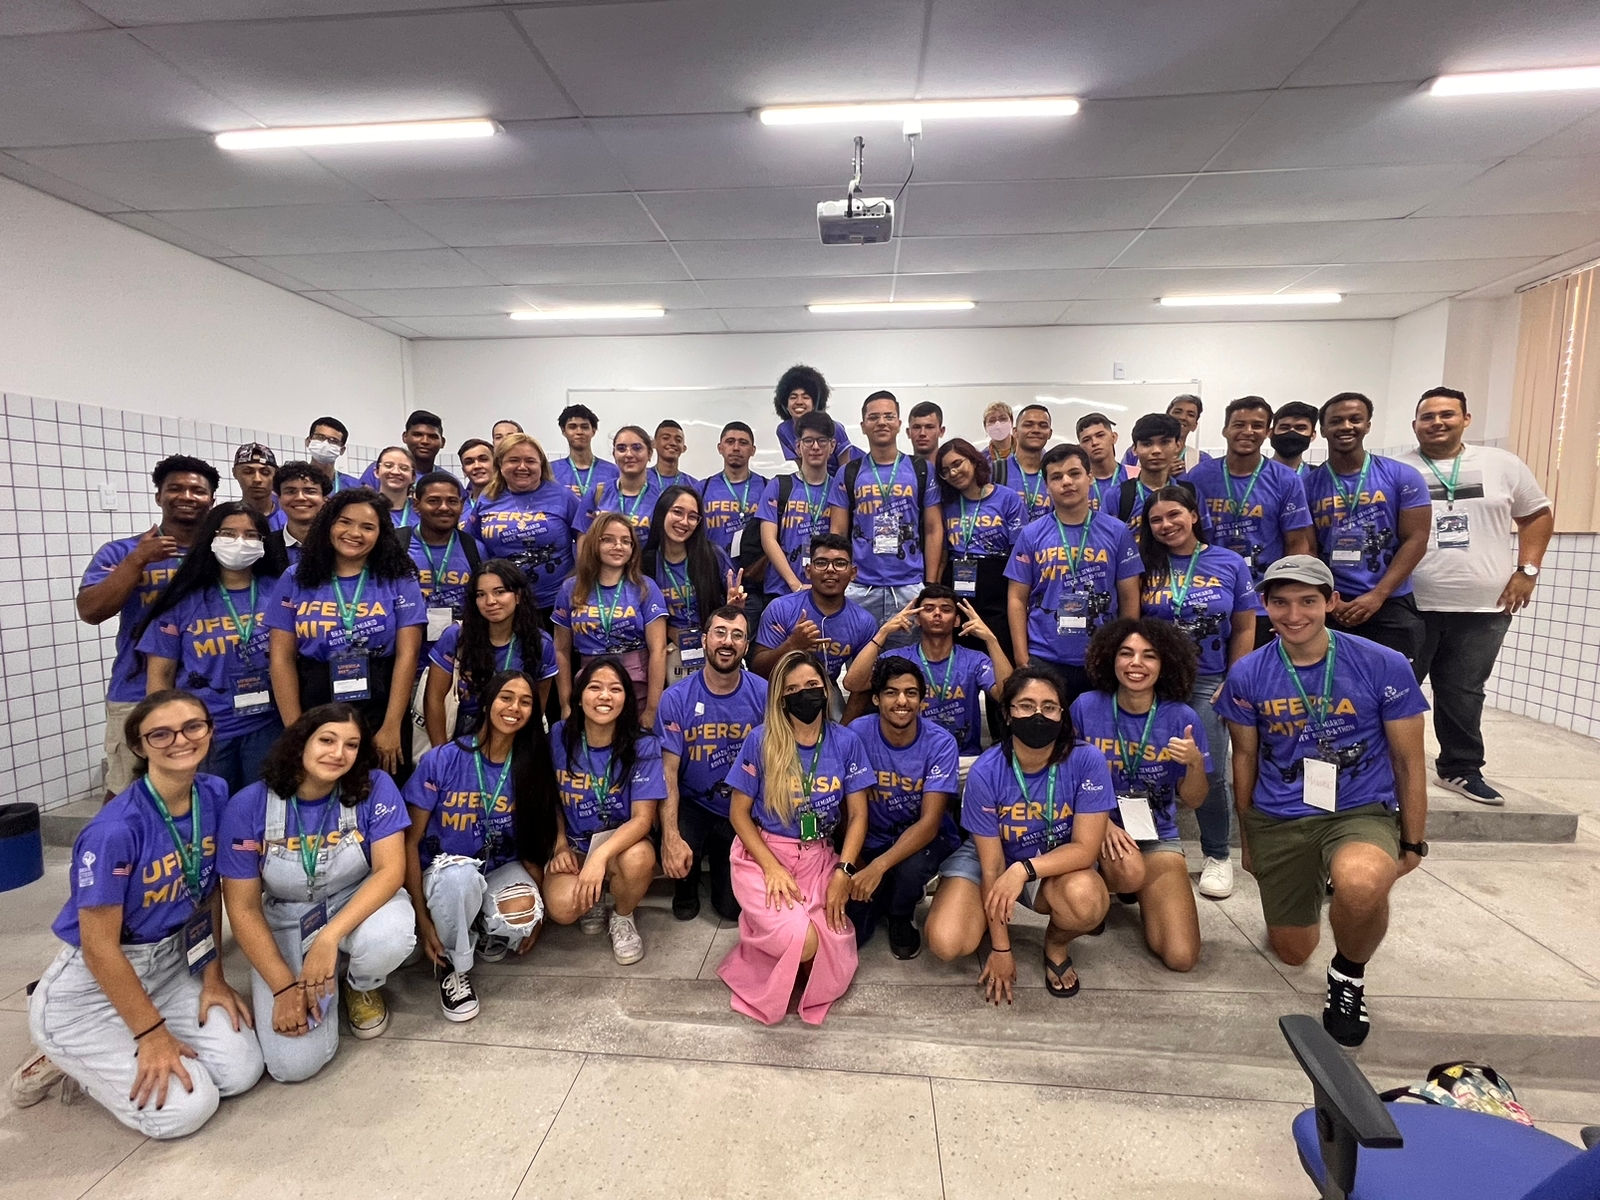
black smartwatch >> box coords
[834,861,857,877]
[1021,859,1038,882]
[1400,840,1429,858]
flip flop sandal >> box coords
[1044,953,1080,998]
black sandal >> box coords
[1044,953,1080,998]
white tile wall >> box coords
[0,391,458,811]
[1487,532,1600,739]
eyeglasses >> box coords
[707,628,749,644]
[811,558,852,572]
[212,531,263,543]
[1009,702,1062,719]
[796,437,834,450]
[141,718,213,748]
[598,536,633,549]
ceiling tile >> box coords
[639,187,841,242]
[1211,83,1600,170]
[250,248,500,290]
[83,0,481,21]
[330,280,710,317]
[1521,109,1600,158]
[516,0,924,116]
[302,120,629,201]
[1069,266,1316,301]
[396,309,728,339]
[881,300,1071,328]
[713,299,1072,333]
[890,269,1100,302]
[1056,292,1456,324]
[12,138,371,210]
[591,115,859,191]
[216,255,318,290]
[1291,258,1550,294]
[1413,157,1600,217]
[1155,163,1489,228]
[693,275,895,309]
[0,30,255,146]
[360,315,424,337]
[672,238,898,280]
[143,202,444,255]
[0,0,112,34]
[387,194,661,248]
[921,0,1361,98]
[901,178,1182,236]
[133,11,574,127]
[296,290,376,317]
[109,210,237,256]
[458,242,692,286]
[894,232,1133,273]
[0,151,128,212]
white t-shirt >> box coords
[1394,444,1550,612]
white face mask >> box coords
[306,438,341,465]
[213,538,266,570]
[985,420,1013,443]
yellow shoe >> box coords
[342,983,389,1040]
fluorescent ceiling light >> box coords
[760,98,1079,126]
[808,300,976,314]
[215,118,498,150]
[1429,66,1600,96]
[509,306,665,322]
[1159,293,1342,308]
[1035,395,1128,412]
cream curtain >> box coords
[1513,267,1600,533]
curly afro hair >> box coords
[774,364,829,419]
[1083,617,1198,702]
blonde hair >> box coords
[572,513,644,609]
[982,402,1014,424]
[485,432,552,500]
[759,650,828,825]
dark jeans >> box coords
[1034,659,1094,710]
[1329,593,1424,664]
[845,833,958,946]
[675,797,740,921]
[202,720,282,794]
[1414,609,1513,779]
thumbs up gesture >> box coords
[1166,724,1206,771]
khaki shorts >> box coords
[1241,802,1399,929]
[102,699,141,794]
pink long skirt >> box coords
[716,835,859,1026]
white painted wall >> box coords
[1380,296,1520,450]
[414,320,1396,477]
[1382,301,1451,450]
[0,177,405,441]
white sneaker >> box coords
[609,912,644,965]
[1198,856,1234,899]
[580,901,607,935]
[9,1050,63,1109]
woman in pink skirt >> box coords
[718,650,873,1024]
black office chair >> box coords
[1280,1014,1600,1200]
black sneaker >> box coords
[1438,774,1505,806]
[672,878,701,922]
[438,968,479,1023]
[1116,892,1139,905]
[1323,967,1370,1047]
[887,916,921,960]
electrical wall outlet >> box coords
[97,483,119,510]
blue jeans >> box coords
[846,582,922,648]
[846,831,959,945]
[203,719,283,794]
[1190,674,1231,861]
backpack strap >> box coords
[992,456,1009,487]
[1117,478,1139,522]
[843,457,863,531]
[460,532,481,573]
[740,475,791,571]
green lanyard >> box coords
[797,723,827,809]
[572,460,596,498]
[1112,696,1160,789]
[1018,461,1044,511]
[594,581,622,639]
[1053,515,1094,586]
[141,777,205,901]
[288,793,338,886]
[916,645,958,701]
[720,472,753,518]
[661,558,693,618]
[217,581,259,651]
[330,568,369,632]
[1166,549,1202,615]
[798,477,826,525]
[1276,632,1339,742]
[396,499,413,527]
[1420,452,1463,509]
[473,746,514,832]
[1009,758,1062,849]
[493,639,516,671]
[955,496,979,553]
[1325,455,1373,523]
[580,734,617,822]
[867,454,903,510]
[417,530,458,593]
[1222,458,1266,516]
[617,484,648,524]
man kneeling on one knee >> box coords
[1216,555,1429,1047]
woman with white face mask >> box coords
[136,503,290,792]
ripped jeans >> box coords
[422,855,545,974]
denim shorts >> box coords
[938,838,1040,909]
[1137,838,1188,858]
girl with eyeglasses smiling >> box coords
[577,425,665,539]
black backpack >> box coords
[408,526,482,573]
[738,475,791,573]
[1117,477,1198,524]
[843,455,931,547]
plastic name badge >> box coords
[1302,757,1338,813]
[329,649,371,700]
[299,901,328,954]
[230,669,272,715]
[872,511,899,556]
[426,606,454,641]
[729,523,744,559]
[1330,528,1363,565]
[1117,793,1159,841]
[678,627,705,667]
[1435,511,1470,550]
[953,559,978,596]
[183,908,217,975]
[799,810,820,841]
[1057,592,1089,633]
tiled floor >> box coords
[3,708,1598,1199]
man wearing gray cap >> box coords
[1215,555,1430,1047]
[233,442,285,532]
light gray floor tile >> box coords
[489,892,723,981]
[1423,859,1600,981]
[0,851,71,1002]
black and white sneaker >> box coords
[1438,774,1505,806]
[438,968,480,1022]
[1323,967,1370,1047]
[477,935,510,964]
[887,916,922,960]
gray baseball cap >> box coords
[1260,555,1334,589]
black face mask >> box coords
[1010,713,1061,750]
[1270,431,1312,460]
[783,688,828,724]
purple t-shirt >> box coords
[1138,545,1258,677]
[1214,631,1430,820]
[427,623,559,722]
[1187,456,1313,601]
[549,723,667,852]
[1070,692,1211,841]
[700,472,767,558]
[52,774,228,947]
[403,740,523,872]
[882,643,996,755]
[652,544,735,632]
[825,454,934,588]
[777,418,861,473]
[265,571,426,660]
[135,580,279,741]
[649,467,702,496]
[755,472,835,596]
[550,457,621,510]
[217,771,409,879]
[1087,473,1124,514]
[1004,510,1141,666]
[466,483,578,607]
[577,475,665,538]
[959,743,1117,866]
[997,456,1052,522]
[1303,454,1431,599]
[725,721,875,839]
[551,575,668,656]
[847,715,960,851]
[655,670,769,816]
[406,529,486,622]
[81,536,188,702]
[755,589,878,683]
[944,485,1026,559]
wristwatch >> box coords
[1021,859,1038,882]
[834,861,857,877]
[1516,564,1539,578]
[1400,839,1429,858]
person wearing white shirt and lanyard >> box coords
[1396,387,1552,806]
